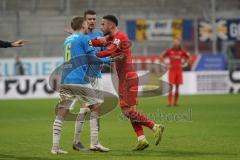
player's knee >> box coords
[55,100,72,116]
[56,108,68,119]
[89,104,99,112]
[175,85,179,91]
[57,100,72,109]
[56,115,65,121]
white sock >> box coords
[73,108,89,143]
[90,111,99,146]
[152,124,157,132]
[52,116,64,150]
[138,135,146,141]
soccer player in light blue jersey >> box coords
[51,16,114,154]
[72,10,110,152]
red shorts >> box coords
[119,72,138,108]
[169,70,183,85]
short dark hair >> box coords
[71,16,85,30]
[103,15,118,26]
[84,10,96,18]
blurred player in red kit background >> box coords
[161,38,190,107]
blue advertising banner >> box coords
[0,58,62,76]
[193,54,227,71]
[182,19,193,41]
[126,20,136,41]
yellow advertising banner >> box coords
[172,19,183,40]
[136,19,147,41]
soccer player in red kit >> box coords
[91,15,165,151]
[161,39,190,106]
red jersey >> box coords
[91,31,138,107]
[162,48,190,72]
[92,31,135,82]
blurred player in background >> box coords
[72,10,110,152]
[14,55,25,76]
[160,38,190,106]
[91,15,165,151]
[51,16,114,154]
[0,39,27,48]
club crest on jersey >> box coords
[113,39,120,45]
[88,40,93,47]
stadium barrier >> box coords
[0,54,225,77]
[0,71,239,99]
[163,71,240,95]
[0,57,239,99]
[0,74,117,100]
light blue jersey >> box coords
[61,32,111,84]
[87,31,104,52]
[87,31,104,78]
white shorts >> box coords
[90,78,104,104]
[59,83,102,108]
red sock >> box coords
[126,109,154,129]
[131,122,144,137]
[168,91,173,106]
[174,91,179,105]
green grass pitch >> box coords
[0,94,240,160]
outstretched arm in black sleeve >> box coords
[0,40,12,48]
[0,40,27,48]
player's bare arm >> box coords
[182,51,191,68]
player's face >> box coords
[100,19,111,35]
[82,21,89,34]
[85,14,96,30]
[173,39,181,48]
